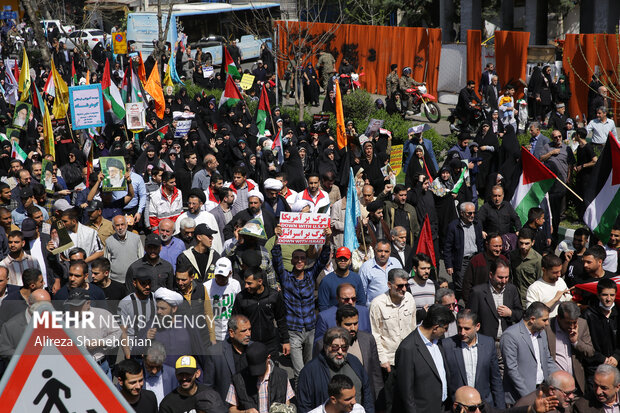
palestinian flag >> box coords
[130,60,147,110]
[101,60,126,121]
[256,84,271,136]
[219,75,242,109]
[583,133,620,243]
[224,46,241,80]
[510,146,557,226]
[71,61,78,86]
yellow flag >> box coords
[163,63,173,88]
[43,101,55,160]
[144,62,165,119]
[50,59,69,120]
[18,48,31,102]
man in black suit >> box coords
[390,226,413,272]
[479,63,497,95]
[21,217,56,291]
[393,304,455,412]
[442,309,505,408]
[466,260,523,341]
[484,75,501,112]
[223,191,276,244]
[314,305,384,404]
[203,314,252,403]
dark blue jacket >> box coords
[143,363,178,398]
[315,304,371,339]
[441,333,505,408]
[297,352,374,413]
[443,218,484,273]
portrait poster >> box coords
[41,159,55,194]
[125,102,146,131]
[100,156,127,192]
[51,219,75,255]
[12,102,31,130]
[6,128,20,143]
[69,84,105,130]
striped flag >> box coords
[224,46,241,80]
[583,133,620,243]
[11,140,27,162]
[256,84,271,136]
[344,167,361,251]
[101,60,126,121]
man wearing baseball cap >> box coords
[176,223,221,282]
[318,247,366,311]
[160,355,225,413]
[204,257,241,342]
[125,233,174,293]
[226,342,294,412]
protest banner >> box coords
[390,144,404,176]
[364,118,384,137]
[202,65,214,78]
[312,114,330,133]
[174,119,193,138]
[278,212,331,244]
[69,84,105,130]
[41,159,55,194]
[100,156,127,191]
[125,102,146,131]
[12,102,31,130]
[239,73,255,90]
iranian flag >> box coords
[510,146,557,225]
[224,46,241,80]
[11,141,27,162]
[219,75,242,109]
[256,84,271,136]
[101,60,126,121]
[43,69,55,97]
[583,133,620,243]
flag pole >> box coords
[554,177,583,202]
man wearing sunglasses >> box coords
[315,283,372,340]
[451,385,560,413]
[514,370,576,412]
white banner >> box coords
[278,212,330,245]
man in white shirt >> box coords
[204,257,241,342]
[586,106,618,146]
[308,374,365,413]
[294,173,331,214]
[525,254,571,318]
[60,209,104,263]
[174,189,223,254]
[369,268,416,373]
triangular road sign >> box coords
[0,304,134,412]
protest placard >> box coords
[174,119,193,138]
[312,114,330,133]
[240,73,255,90]
[125,102,146,130]
[51,219,75,255]
[390,144,404,175]
[12,102,31,130]
[41,159,55,194]
[69,84,105,130]
[364,119,384,137]
[100,156,127,192]
[278,212,331,244]
[202,65,214,78]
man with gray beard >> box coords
[297,327,375,413]
[104,215,144,283]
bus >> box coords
[127,2,279,62]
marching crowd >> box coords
[0,25,618,413]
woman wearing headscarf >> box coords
[405,144,436,190]
[474,121,499,199]
[134,144,161,177]
[359,140,389,194]
[282,146,307,192]
[60,148,85,190]
[303,62,320,107]
[430,165,459,248]
[498,124,521,200]
[318,147,338,178]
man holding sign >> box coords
[271,224,332,383]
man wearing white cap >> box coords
[223,190,276,242]
[147,287,200,368]
[204,257,241,342]
[263,178,291,220]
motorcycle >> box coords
[405,85,441,123]
[340,71,365,92]
[448,103,491,133]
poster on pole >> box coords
[69,84,105,130]
[125,102,146,131]
[12,102,31,130]
[389,144,404,176]
[278,212,331,245]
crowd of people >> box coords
[0,21,619,413]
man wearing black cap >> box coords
[12,186,49,229]
[160,355,226,413]
[226,342,294,412]
[174,189,223,254]
[85,200,115,246]
[176,223,220,282]
[175,150,199,207]
[125,233,174,292]
[59,209,104,263]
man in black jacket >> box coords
[204,314,252,403]
[456,80,481,131]
[477,186,521,236]
[231,268,289,358]
[223,192,276,243]
[174,150,199,207]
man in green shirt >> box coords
[509,227,542,306]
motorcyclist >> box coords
[456,80,481,131]
[399,67,425,114]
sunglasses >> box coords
[329,344,349,352]
[340,297,356,303]
[393,283,408,290]
[457,402,485,412]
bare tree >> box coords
[153,0,175,68]
[21,0,52,65]
[343,0,390,26]
[232,0,343,121]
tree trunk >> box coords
[295,68,305,121]
[22,0,51,66]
